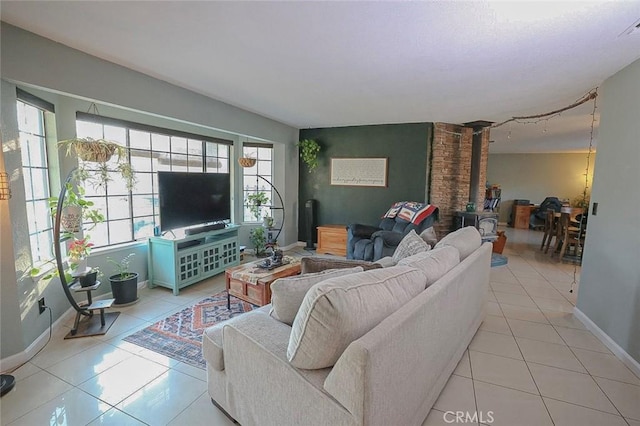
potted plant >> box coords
[48,183,105,234]
[246,191,270,221]
[249,226,267,257]
[58,137,137,190]
[108,253,139,305]
[30,236,98,286]
[297,139,321,172]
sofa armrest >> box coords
[371,230,404,247]
[347,223,381,239]
[202,306,272,371]
[222,313,353,425]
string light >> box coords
[570,88,597,293]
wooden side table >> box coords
[316,224,348,257]
[225,260,301,308]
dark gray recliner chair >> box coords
[347,205,439,262]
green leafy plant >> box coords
[297,139,321,172]
[246,191,270,221]
[249,227,267,257]
[108,253,136,280]
[58,137,137,190]
[47,183,105,235]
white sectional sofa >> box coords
[203,227,491,426]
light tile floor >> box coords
[425,228,640,426]
[1,229,638,425]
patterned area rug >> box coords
[123,291,255,369]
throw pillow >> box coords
[397,246,460,288]
[419,226,438,247]
[434,226,482,260]
[270,266,364,325]
[392,229,430,263]
[287,266,427,369]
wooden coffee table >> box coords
[225,258,301,308]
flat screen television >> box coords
[158,171,231,232]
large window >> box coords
[17,95,55,264]
[242,144,273,222]
[76,113,231,248]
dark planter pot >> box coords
[109,272,139,305]
[78,270,98,288]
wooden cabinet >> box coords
[512,205,534,229]
[148,225,240,295]
[317,225,348,256]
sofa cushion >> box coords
[419,226,438,247]
[392,229,430,263]
[270,266,364,325]
[300,257,382,274]
[397,246,460,288]
[434,226,482,260]
[287,266,426,369]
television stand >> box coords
[185,222,226,235]
[148,225,240,295]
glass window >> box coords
[76,117,231,247]
[17,100,54,264]
[242,145,273,222]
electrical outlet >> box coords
[38,297,45,314]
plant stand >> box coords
[53,169,120,339]
[65,281,119,339]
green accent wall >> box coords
[298,123,432,241]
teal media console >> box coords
[148,225,240,295]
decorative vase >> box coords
[109,272,139,305]
[465,202,476,212]
[61,206,82,233]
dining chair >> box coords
[554,213,586,260]
[540,209,556,253]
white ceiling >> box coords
[2,1,640,153]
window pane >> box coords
[258,147,272,160]
[30,168,49,199]
[187,139,203,156]
[218,144,228,158]
[104,125,126,145]
[205,142,218,156]
[108,196,131,220]
[187,156,203,172]
[89,222,108,248]
[152,134,170,152]
[134,216,154,239]
[258,161,272,176]
[171,154,188,172]
[23,168,34,200]
[130,149,152,172]
[130,130,150,150]
[171,137,187,154]
[205,157,223,172]
[135,173,153,193]
[107,172,129,195]
[109,220,132,245]
[33,200,51,230]
[76,121,103,139]
[132,194,154,217]
[28,136,47,167]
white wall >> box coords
[577,58,640,363]
[487,153,595,223]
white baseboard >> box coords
[0,307,74,373]
[1,280,148,373]
[573,307,640,378]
